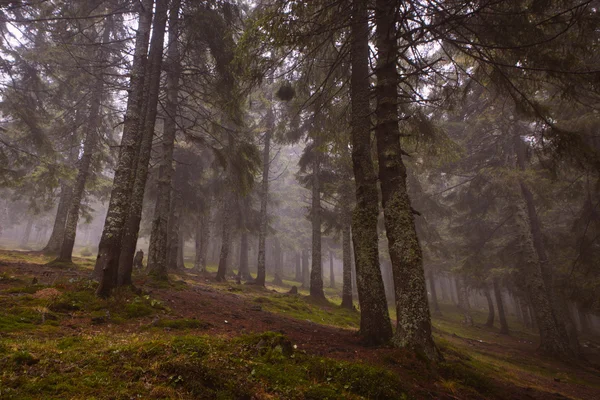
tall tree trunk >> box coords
[177,228,185,269]
[216,195,233,281]
[484,286,495,328]
[294,251,301,282]
[273,238,283,285]
[350,0,393,345]
[309,142,325,299]
[428,270,442,316]
[238,206,250,280]
[96,0,164,298]
[341,220,353,309]
[329,250,335,288]
[42,183,72,254]
[115,0,170,288]
[373,0,438,360]
[514,199,574,357]
[301,249,309,287]
[456,277,474,326]
[255,102,272,287]
[515,135,578,354]
[578,307,591,333]
[55,21,111,263]
[94,0,153,286]
[20,218,33,248]
[194,203,210,272]
[147,0,181,280]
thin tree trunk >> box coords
[456,277,474,326]
[294,251,301,282]
[177,228,185,269]
[255,103,272,287]
[373,0,438,360]
[309,142,325,299]
[146,0,181,281]
[484,286,495,328]
[20,218,33,248]
[55,21,111,263]
[301,249,309,287]
[194,203,210,272]
[341,220,353,309]
[42,183,72,254]
[428,270,442,316]
[349,0,392,345]
[273,238,283,285]
[329,250,335,288]
[94,0,153,288]
[216,195,233,281]
[238,210,250,280]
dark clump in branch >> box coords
[276,82,295,101]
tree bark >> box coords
[341,220,353,309]
[94,0,153,289]
[55,20,111,263]
[114,0,170,288]
[42,183,72,254]
[349,0,393,345]
[373,0,438,360]
[146,0,181,281]
[167,188,181,270]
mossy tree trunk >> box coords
[349,0,393,345]
[147,0,181,281]
[96,0,167,298]
[373,0,438,360]
[94,0,154,291]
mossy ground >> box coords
[1,250,599,399]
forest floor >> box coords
[1,249,600,399]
